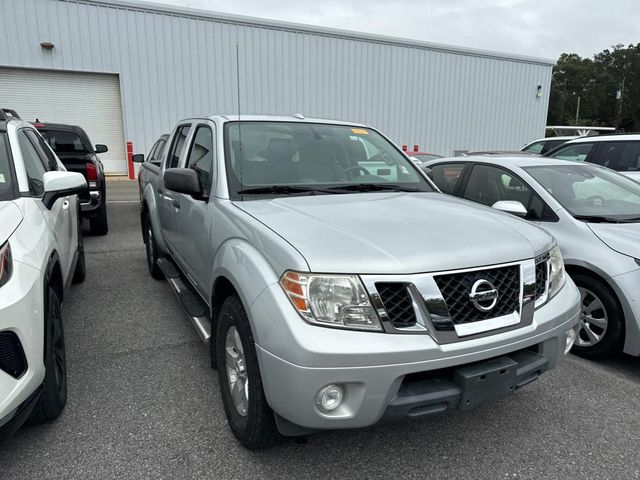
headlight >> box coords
[280,271,382,331]
[0,241,12,288]
[548,244,566,299]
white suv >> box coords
[0,109,86,440]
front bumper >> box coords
[0,259,46,434]
[610,268,640,356]
[252,277,580,433]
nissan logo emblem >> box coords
[469,279,499,312]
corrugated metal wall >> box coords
[0,0,553,159]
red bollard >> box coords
[126,141,135,180]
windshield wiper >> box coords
[574,214,631,223]
[328,183,423,193]
[237,185,341,195]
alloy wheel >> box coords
[225,326,249,416]
[576,286,608,347]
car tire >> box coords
[72,231,86,284]
[29,287,67,424]
[89,203,109,236]
[215,295,282,450]
[144,216,163,280]
[571,274,624,359]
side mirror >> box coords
[164,168,201,197]
[42,171,87,210]
[95,144,108,154]
[492,200,528,218]
[132,153,145,163]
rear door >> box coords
[170,122,216,294]
[159,124,191,252]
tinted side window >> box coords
[27,130,58,171]
[18,130,48,196]
[596,141,640,172]
[166,126,190,169]
[523,141,544,154]
[430,163,467,194]
[463,164,545,220]
[549,142,594,162]
[185,126,214,196]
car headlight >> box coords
[0,241,12,288]
[547,244,566,299]
[280,271,382,331]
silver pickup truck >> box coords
[136,115,581,449]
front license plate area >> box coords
[454,356,518,411]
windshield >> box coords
[40,129,90,155]
[224,122,432,198]
[524,164,640,221]
[0,134,15,201]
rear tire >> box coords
[571,274,624,359]
[145,216,163,280]
[216,295,282,449]
[89,203,108,236]
[29,287,67,424]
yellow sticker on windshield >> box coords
[351,128,369,135]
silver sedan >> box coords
[422,155,640,359]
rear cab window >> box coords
[0,134,17,201]
[39,129,91,155]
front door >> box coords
[170,123,216,295]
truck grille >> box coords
[375,282,417,328]
[434,265,520,324]
[535,260,548,300]
[0,332,27,379]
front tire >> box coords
[216,295,281,449]
[144,216,163,280]
[29,287,67,424]
[571,274,624,358]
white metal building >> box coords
[0,0,554,174]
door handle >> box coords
[172,196,180,209]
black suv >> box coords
[33,122,109,235]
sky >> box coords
[144,0,638,60]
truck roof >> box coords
[182,114,368,127]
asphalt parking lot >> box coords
[1,179,639,480]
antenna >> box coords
[235,44,244,201]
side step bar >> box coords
[157,258,212,343]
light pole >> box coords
[615,75,626,131]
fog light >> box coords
[316,384,344,412]
[565,328,577,355]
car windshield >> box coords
[39,129,90,155]
[224,121,432,198]
[0,134,14,201]
[524,163,640,222]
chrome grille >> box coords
[535,260,548,300]
[375,282,417,328]
[434,265,520,324]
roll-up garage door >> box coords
[0,68,126,174]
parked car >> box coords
[421,155,640,358]
[0,109,87,441]
[521,136,577,155]
[137,114,580,449]
[545,134,640,182]
[33,122,109,235]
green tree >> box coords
[548,44,640,131]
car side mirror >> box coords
[132,154,145,163]
[95,144,108,154]
[42,171,87,210]
[492,200,528,218]
[164,168,202,197]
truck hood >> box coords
[588,223,640,259]
[0,201,23,245]
[235,192,553,274]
